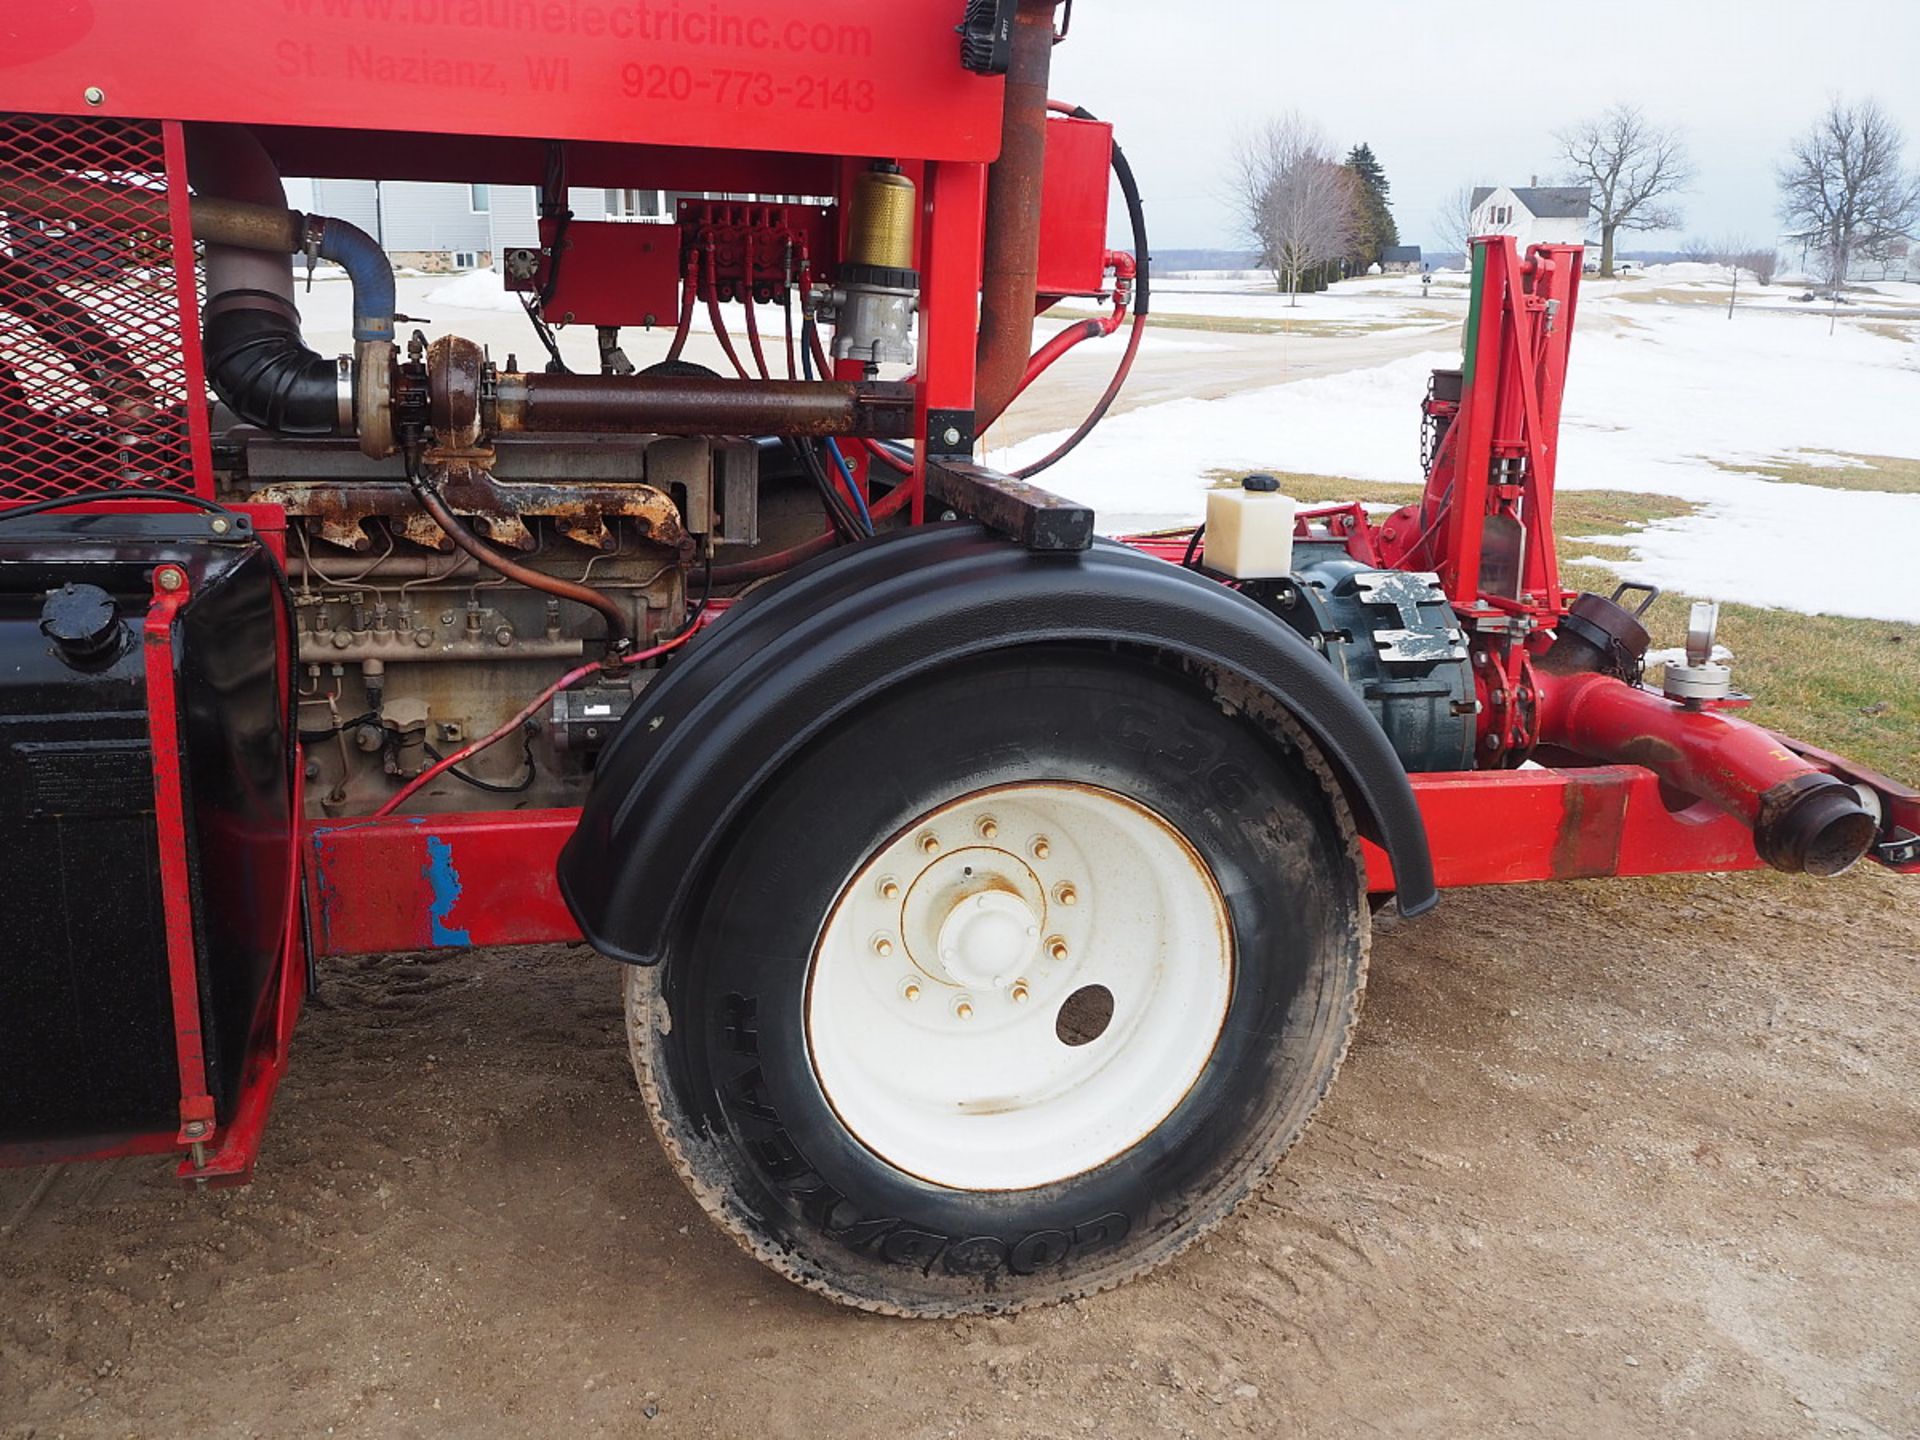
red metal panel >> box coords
[1035,115,1111,298]
[504,217,683,327]
[307,809,583,956]
[0,113,201,506]
[5,2,1005,162]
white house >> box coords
[1469,185,1592,251]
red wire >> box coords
[373,629,695,818]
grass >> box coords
[1709,451,1920,495]
[1201,470,1919,777]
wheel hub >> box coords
[806,781,1233,1191]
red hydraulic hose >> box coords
[742,250,772,381]
[704,247,752,381]
[411,475,633,649]
[663,251,699,364]
[375,629,694,817]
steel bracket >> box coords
[923,457,1093,552]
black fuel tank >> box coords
[0,511,293,1149]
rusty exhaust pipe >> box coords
[487,372,915,439]
[974,0,1058,434]
[1535,670,1877,876]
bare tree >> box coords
[1740,248,1778,286]
[1234,115,1360,305]
[1431,182,1485,260]
[1557,104,1691,277]
[1778,96,1920,291]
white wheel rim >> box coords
[805,782,1233,1191]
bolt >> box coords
[901,980,922,1002]
[942,426,963,446]
[1030,837,1051,861]
[1054,883,1078,907]
[440,611,456,626]
[183,1121,208,1138]
[494,626,514,647]
[1485,734,1503,751]
[414,629,433,648]
[209,516,231,535]
[1010,982,1030,1004]
[83,86,105,106]
[918,831,940,855]
[954,998,975,1021]
[976,816,999,840]
[155,566,185,592]
[872,935,894,957]
[1047,936,1069,962]
[879,877,900,901]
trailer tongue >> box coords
[1,1,1913,1315]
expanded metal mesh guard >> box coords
[0,114,201,506]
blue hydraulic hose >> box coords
[824,437,873,534]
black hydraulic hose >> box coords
[0,488,234,524]
[1012,105,1151,481]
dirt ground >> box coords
[4,863,1917,1439]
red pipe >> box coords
[1534,669,1875,876]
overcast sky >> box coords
[1048,0,1920,254]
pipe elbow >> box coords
[311,216,396,344]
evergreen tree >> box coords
[1343,142,1400,271]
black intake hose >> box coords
[204,290,340,434]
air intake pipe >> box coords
[184,126,396,456]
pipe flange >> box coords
[1663,661,1731,703]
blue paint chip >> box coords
[423,835,472,946]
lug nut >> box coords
[900,980,921,1002]
[1047,936,1069,962]
[954,998,975,1021]
[1010,982,1030,1004]
[919,831,940,855]
[1030,837,1051,861]
[872,935,894,957]
[976,816,999,840]
[879,877,900,901]
[1054,883,1078,907]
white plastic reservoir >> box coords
[1205,475,1296,579]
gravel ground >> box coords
[4,864,1916,1439]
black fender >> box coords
[557,524,1436,964]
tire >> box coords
[629,646,1368,1315]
